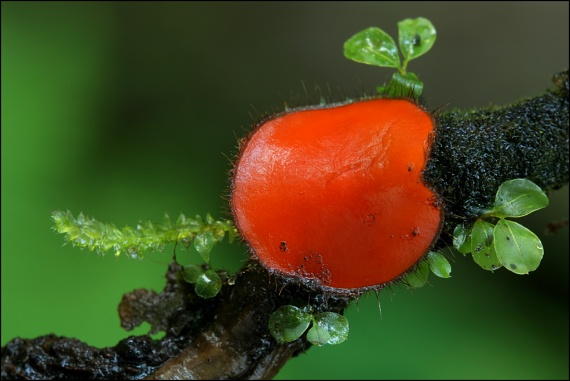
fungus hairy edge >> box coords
[231,98,443,294]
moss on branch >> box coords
[424,70,569,240]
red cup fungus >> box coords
[231,98,442,294]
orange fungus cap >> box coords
[231,98,442,291]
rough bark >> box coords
[1,71,568,380]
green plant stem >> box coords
[400,60,408,74]
[1,71,568,380]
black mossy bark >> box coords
[424,70,568,242]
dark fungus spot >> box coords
[506,236,510,241]
[510,263,517,270]
[279,241,288,252]
[412,227,420,237]
[407,163,414,172]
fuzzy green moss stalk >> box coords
[51,210,237,260]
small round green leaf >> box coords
[307,312,349,346]
[490,179,549,218]
[269,305,312,343]
[194,269,222,298]
[453,224,472,254]
[194,231,215,263]
[471,220,502,271]
[494,219,544,274]
[306,323,330,346]
[403,260,429,288]
[398,17,436,63]
[343,27,401,69]
[427,251,451,278]
[182,264,204,283]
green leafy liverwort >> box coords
[453,179,549,274]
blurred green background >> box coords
[2,2,568,379]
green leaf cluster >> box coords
[403,251,451,289]
[343,17,436,98]
[453,179,548,274]
[269,305,349,346]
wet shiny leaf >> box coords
[182,264,204,283]
[471,220,501,271]
[194,269,222,298]
[194,231,215,263]
[494,219,544,274]
[269,305,312,343]
[427,251,451,278]
[453,223,472,254]
[490,179,548,218]
[307,312,349,346]
[398,17,436,62]
[344,27,400,68]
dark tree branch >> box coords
[1,71,568,380]
[425,70,569,241]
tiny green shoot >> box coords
[344,17,436,98]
